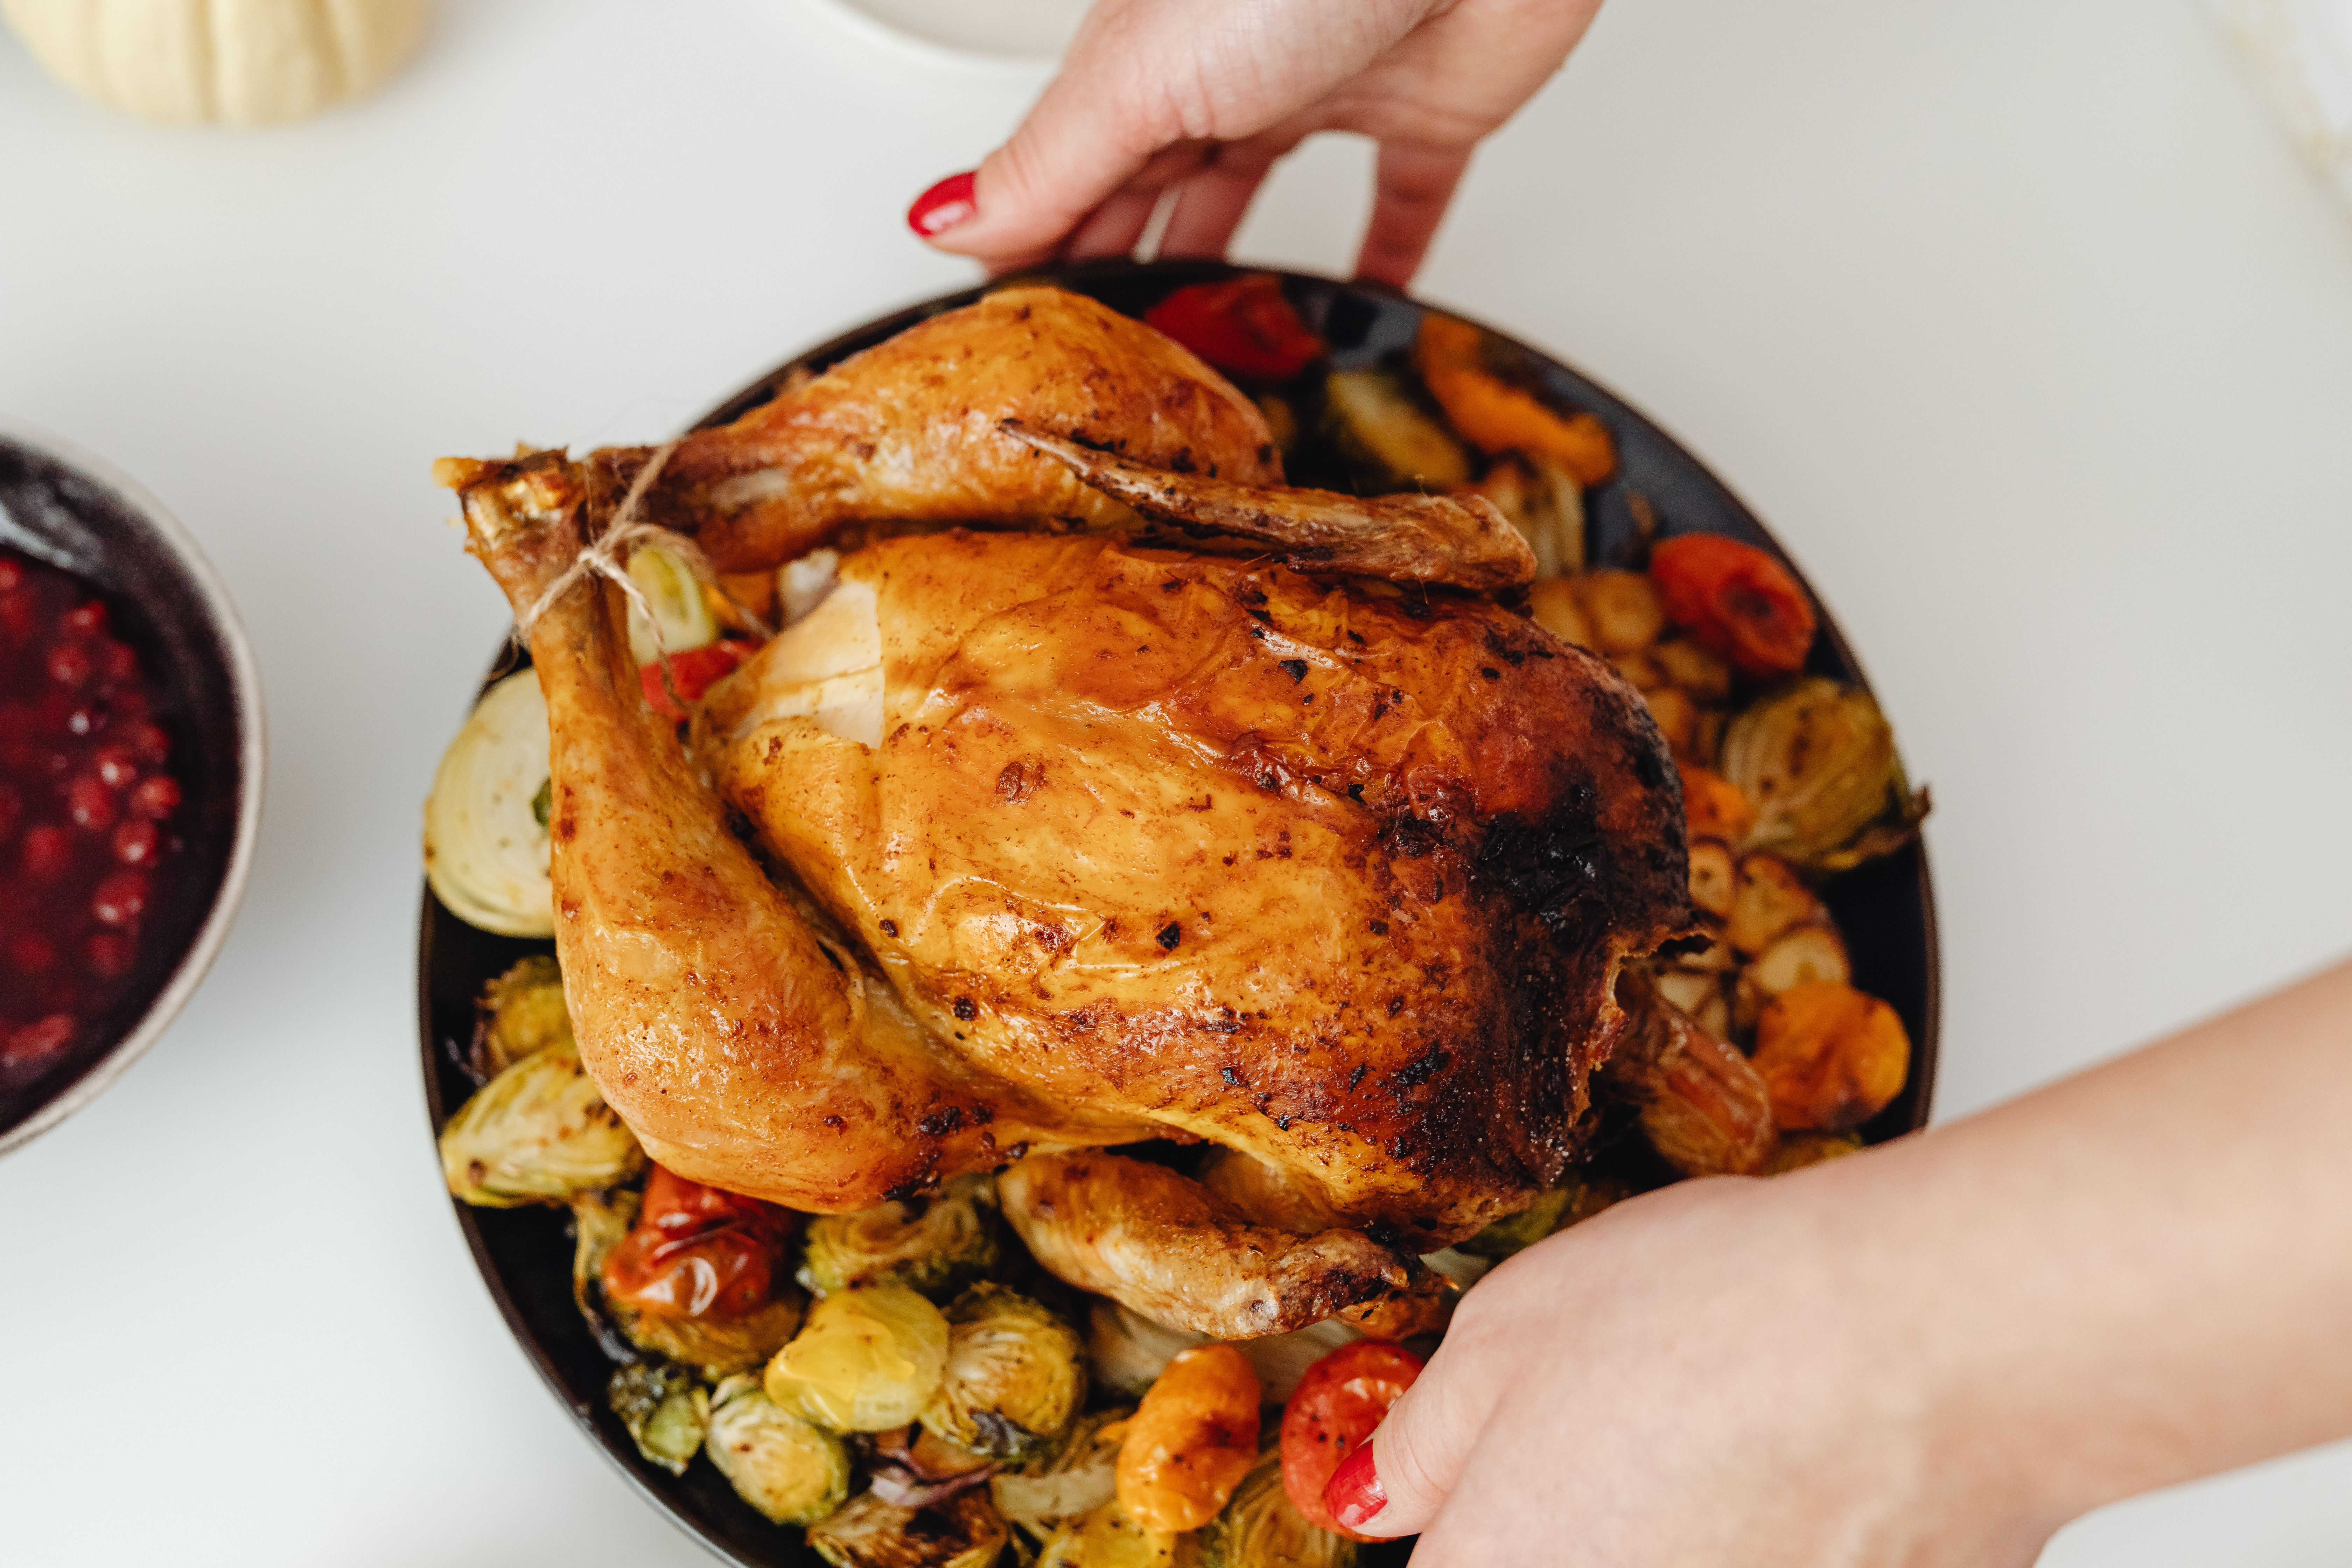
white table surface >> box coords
[2,0,2348,1561]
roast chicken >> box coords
[440,287,1695,1336]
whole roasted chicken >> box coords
[439,289,1694,1337]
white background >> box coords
[2,0,2349,1562]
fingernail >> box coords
[908,171,978,238]
[1325,1441,1386,1530]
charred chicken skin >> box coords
[440,287,1694,1334]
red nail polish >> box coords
[1325,1441,1386,1530]
[908,171,978,238]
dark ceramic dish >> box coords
[0,424,265,1155]
[419,260,1939,1566]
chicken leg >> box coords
[453,454,1114,1211]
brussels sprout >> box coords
[424,668,556,938]
[608,1360,709,1476]
[570,1188,643,1356]
[802,1176,1001,1300]
[475,954,572,1077]
[918,1284,1085,1460]
[705,1374,853,1525]
[1719,678,1925,872]
[807,1489,1010,1568]
[440,1040,644,1207]
[766,1285,951,1433]
[1200,1449,1358,1568]
[992,1408,1133,1535]
[1458,1174,1628,1259]
[1035,1500,1191,1568]
[618,1291,808,1382]
[1321,369,1470,492]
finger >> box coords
[1062,184,1166,261]
[1353,140,1472,289]
[1156,138,1291,259]
[916,0,1436,266]
[1335,1327,1505,1539]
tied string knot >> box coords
[512,441,770,706]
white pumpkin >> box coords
[2,0,432,125]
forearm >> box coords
[1853,957,2352,1534]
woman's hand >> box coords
[1329,959,2352,1563]
[1337,1172,2051,1567]
[906,0,1605,287]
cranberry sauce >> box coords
[1,549,184,1087]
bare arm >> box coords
[1343,958,2352,1563]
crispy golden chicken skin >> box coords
[579,287,1281,574]
[704,530,1693,1248]
[439,286,1692,1299]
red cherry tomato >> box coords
[1648,534,1817,680]
[638,639,750,720]
[1279,1339,1423,1541]
[1143,275,1326,383]
[601,1163,795,1320]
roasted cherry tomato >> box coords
[602,1164,795,1320]
[1648,534,1816,679]
[1143,275,1325,383]
[1279,1339,1423,1541]
[639,639,750,720]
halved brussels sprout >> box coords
[440,1040,643,1206]
[1720,678,1925,872]
[992,1408,1133,1535]
[623,540,719,666]
[920,1284,1085,1459]
[802,1176,1000,1300]
[476,954,572,1077]
[1200,1449,1358,1568]
[608,1360,709,1476]
[807,1489,1009,1568]
[766,1285,951,1433]
[1321,369,1470,492]
[571,1187,643,1356]
[1035,1499,1190,1568]
[424,667,555,938]
[705,1374,852,1525]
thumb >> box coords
[1331,1333,1505,1539]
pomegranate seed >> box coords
[0,558,22,592]
[46,641,93,688]
[131,775,181,820]
[83,932,135,979]
[122,720,169,764]
[92,869,149,927]
[67,774,117,832]
[3,1014,76,1069]
[63,601,107,636]
[21,824,74,880]
[98,640,138,685]
[7,932,57,973]
[0,782,20,841]
[113,818,159,866]
[93,746,140,789]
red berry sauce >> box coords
[1,550,183,1088]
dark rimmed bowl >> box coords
[0,422,266,1154]
[419,259,1939,1566]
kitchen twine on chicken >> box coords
[512,439,772,700]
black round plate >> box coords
[419,259,1940,1565]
